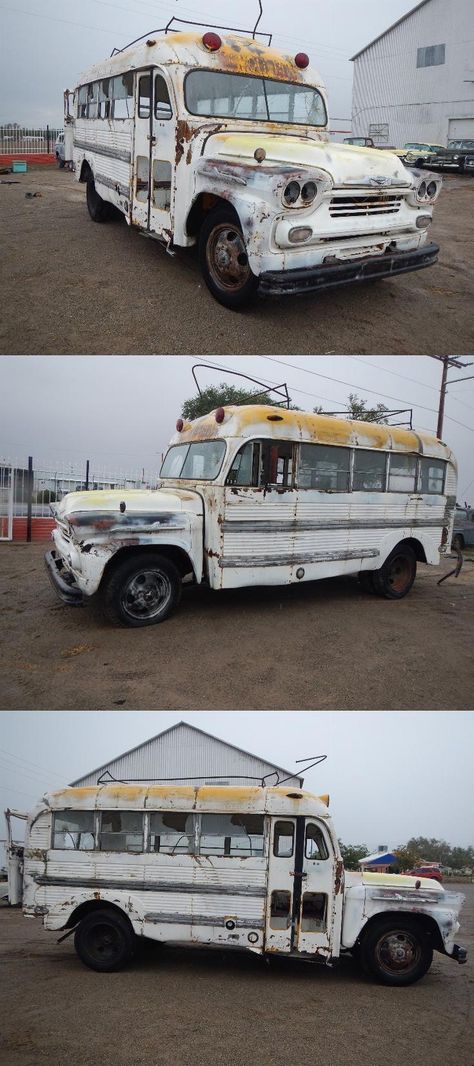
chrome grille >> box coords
[329,194,403,217]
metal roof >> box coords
[70,721,303,788]
[351,0,432,61]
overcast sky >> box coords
[0,0,416,127]
[1,711,473,860]
[1,355,473,500]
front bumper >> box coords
[45,549,84,606]
[259,242,439,296]
[452,943,468,964]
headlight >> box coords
[408,171,442,205]
[301,180,317,204]
[281,169,331,210]
[283,180,301,206]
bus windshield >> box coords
[160,440,226,480]
[184,70,327,127]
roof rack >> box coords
[111,11,272,57]
[96,756,326,788]
[191,363,290,408]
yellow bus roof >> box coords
[170,404,453,460]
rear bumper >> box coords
[44,549,84,606]
[452,943,467,964]
[259,242,439,296]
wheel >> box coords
[359,917,433,986]
[198,206,258,309]
[86,173,115,222]
[102,552,182,627]
[452,534,464,552]
[371,544,417,599]
[415,157,424,168]
[74,908,135,972]
[358,570,375,594]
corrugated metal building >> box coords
[71,721,303,789]
[351,0,474,146]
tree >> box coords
[338,841,369,870]
[314,393,390,424]
[393,845,421,872]
[35,488,56,504]
[182,384,288,421]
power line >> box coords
[0,746,65,781]
[347,357,474,418]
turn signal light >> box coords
[202,31,222,51]
[295,52,309,68]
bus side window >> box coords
[149,812,194,854]
[99,810,144,852]
[155,74,172,120]
[199,813,264,856]
[305,823,329,860]
[138,75,151,119]
[86,82,99,120]
[77,85,88,119]
[419,457,446,494]
[261,441,294,487]
[98,78,111,119]
[299,444,350,491]
[226,441,259,486]
[53,810,95,851]
[273,820,294,857]
[111,73,133,119]
[353,449,387,492]
[388,454,417,492]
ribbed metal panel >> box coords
[71,724,302,788]
[352,0,474,146]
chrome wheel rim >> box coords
[121,568,172,621]
[207,223,250,291]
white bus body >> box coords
[20,785,466,985]
[45,405,457,627]
[67,29,442,307]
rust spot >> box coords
[94,891,101,900]
[334,859,344,894]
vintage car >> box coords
[343,136,376,148]
[390,142,446,168]
[429,140,474,172]
[452,506,474,551]
[66,25,443,308]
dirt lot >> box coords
[0,543,472,711]
[0,883,472,1066]
[0,167,473,355]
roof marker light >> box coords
[176,418,184,432]
[215,407,226,424]
[295,52,309,69]
[202,31,222,51]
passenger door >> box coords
[131,69,174,237]
[265,817,335,958]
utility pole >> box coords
[430,357,474,439]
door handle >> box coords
[147,135,156,146]
[291,871,307,879]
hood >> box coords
[53,488,203,521]
[204,132,412,188]
[362,871,444,894]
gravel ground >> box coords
[0,168,473,355]
[0,883,472,1066]
[0,543,473,711]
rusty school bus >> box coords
[67,27,442,308]
[19,784,467,984]
[45,405,457,627]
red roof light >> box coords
[295,52,309,69]
[176,418,184,432]
[202,31,222,51]
[215,407,225,424]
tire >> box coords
[101,552,182,627]
[358,570,375,594]
[415,158,424,168]
[371,544,417,599]
[452,534,464,552]
[86,173,115,223]
[359,917,433,986]
[198,206,258,309]
[74,908,135,972]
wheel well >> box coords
[393,537,427,563]
[101,544,196,582]
[186,193,239,237]
[65,899,132,930]
[357,910,444,953]
[79,160,92,183]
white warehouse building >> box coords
[351,0,474,147]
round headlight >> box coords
[301,180,317,203]
[283,180,301,206]
[418,180,427,198]
[427,180,437,198]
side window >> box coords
[99,810,144,852]
[226,441,260,486]
[270,890,291,928]
[77,85,88,119]
[301,892,327,931]
[419,457,446,494]
[149,812,195,854]
[299,444,350,491]
[305,823,329,860]
[138,74,151,119]
[273,820,294,857]
[98,78,111,119]
[388,454,417,492]
[53,811,95,850]
[155,73,172,120]
[199,813,264,856]
[262,441,295,487]
[86,82,98,120]
[353,450,387,492]
[111,73,133,119]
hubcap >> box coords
[387,554,411,593]
[376,930,421,974]
[207,223,250,291]
[121,569,172,621]
[86,923,121,962]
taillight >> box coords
[202,31,222,51]
[215,407,225,424]
[295,52,309,69]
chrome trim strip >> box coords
[144,912,264,928]
[221,518,444,534]
[220,548,380,568]
[36,875,266,897]
[95,171,129,198]
[73,138,131,164]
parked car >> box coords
[407,866,443,883]
[430,140,474,172]
[452,507,474,551]
[343,136,376,148]
[391,143,446,168]
[54,131,65,168]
